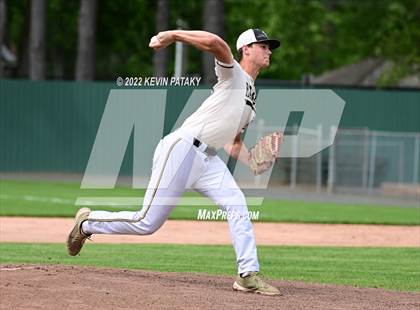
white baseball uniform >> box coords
[82,58,260,274]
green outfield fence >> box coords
[1,79,419,184]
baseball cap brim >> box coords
[257,39,281,50]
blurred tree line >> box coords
[0,0,418,85]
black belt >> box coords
[193,138,217,156]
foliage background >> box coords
[4,0,420,83]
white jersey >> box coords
[180,58,256,149]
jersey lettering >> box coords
[245,82,256,110]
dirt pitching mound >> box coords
[1,264,418,310]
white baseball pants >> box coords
[82,129,259,274]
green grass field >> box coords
[1,179,419,225]
[1,179,419,292]
[0,243,418,291]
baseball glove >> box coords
[248,132,283,175]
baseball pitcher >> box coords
[67,28,283,295]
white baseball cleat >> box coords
[66,207,91,256]
[233,272,281,296]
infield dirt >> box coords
[1,217,419,246]
[1,264,419,310]
[1,218,419,309]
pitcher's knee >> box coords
[150,222,165,234]
[223,191,248,211]
[128,219,162,235]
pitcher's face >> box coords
[248,42,272,68]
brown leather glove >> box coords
[248,132,283,175]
